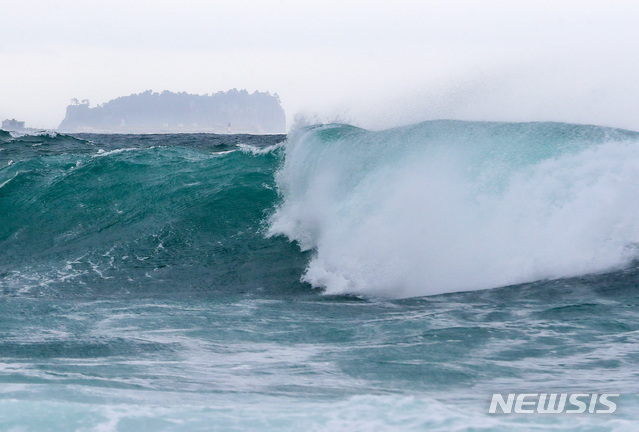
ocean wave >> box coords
[0,143,306,297]
[268,121,639,298]
[0,129,12,143]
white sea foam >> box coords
[93,147,147,157]
[268,122,639,298]
[238,142,284,155]
[213,149,238,156]
[0,393,634,431]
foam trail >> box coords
[268,121,639,298]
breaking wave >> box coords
[268,121,639,298]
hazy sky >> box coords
[2,0,639,130]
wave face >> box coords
[269,121,639,298]
[0,131,308,298]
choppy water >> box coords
[1,123,639,431]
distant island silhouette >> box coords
[58,89,286,134]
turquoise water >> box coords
[1,123,639,430]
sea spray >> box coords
[268,121,639,298]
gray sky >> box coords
[2,0,639,130]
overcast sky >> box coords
[2,0,639,130]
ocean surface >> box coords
[1,122,639,431]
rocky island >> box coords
[58,89,286,134]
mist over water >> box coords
[4,2,639,131]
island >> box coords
[58,89,286,134]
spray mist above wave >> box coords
[268,120,639,298]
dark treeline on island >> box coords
[58,89,286,134]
